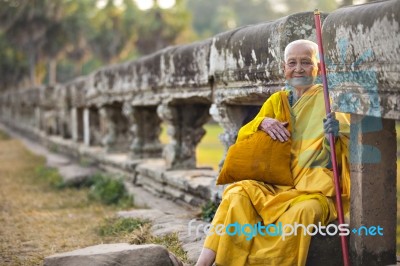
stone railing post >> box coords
[125,104,163,159]
[157,103,210,169]
[98,104,130,153]
[99,106,116,152]
[350,114,397,265]
[71,108,78,142]
[83,108,90,146]
[71,107,85,143]
[83,107,102,146]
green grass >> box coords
[0,130,10,140]
[35,166,65,189]
[98,216,189,262]
[97,217,149,237]
[88,173,134,208]
[160,122,225,170]
[151,232,188,262]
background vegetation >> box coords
[0,0,367,90]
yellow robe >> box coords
[204,84,350,266]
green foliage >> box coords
[35,166,65,189]
[201,199,220,222]
[0,33,29,89]
[97,217,149,237]
[88,173,134,207]
[187,0,339,38]
[0,0,342,88]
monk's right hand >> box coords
[259,118,290,142]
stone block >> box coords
[58,164,97,187]
[44,243,176,266]
[136,159,166,183]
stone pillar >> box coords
[83,108,90,146]
[157,103,210,169]
[99,106,116,151]
[58,108,71,139]
[35,107,41,130]
[350,114,396,265]
[127,105,163,159]
[99,103,130,153]
[71,108,78,142]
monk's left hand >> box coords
[323,112,339,139]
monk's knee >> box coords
[288,199,323,223]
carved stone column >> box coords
[125,104,163,159]
[350,114,396,265]
[157,103,210,169]
[99,103,130,153]
[83,108,90,146]
[58,108,71,139]
[84,107,102,146]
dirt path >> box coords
[0,134,124,265]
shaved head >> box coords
[284,40,319,63]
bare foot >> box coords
[195,248,216,266]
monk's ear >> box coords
[317,62,321,75]
[282,62,286,72]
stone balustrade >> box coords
[1,1,399,264]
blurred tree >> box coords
[0,33,29,90]
[278,0,337,15]
[0,0,63,86]
[42,0,96,84]
[187,0,280,38]
[88,0,139,64]
[135,0,193,55]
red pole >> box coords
[314,9,350,266]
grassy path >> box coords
[0,133,127,265]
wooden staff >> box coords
[314,9,350,266]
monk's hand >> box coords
[259,117,290,142]
[323,112,339,139]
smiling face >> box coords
[283,41,320,91]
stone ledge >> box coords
[44,243,177,266]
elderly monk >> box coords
[196,39,350,266]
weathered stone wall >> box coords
[0,1,399,264]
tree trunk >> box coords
[48,58,57,85]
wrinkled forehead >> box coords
[285,43,319,61]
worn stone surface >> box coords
[44,243,175,266]
[323,0,400,120]
[99,103,130,153]
[117,208,205,263]
[157,103,211,169]
[210,12,328,100]
[58,164,97,187]
[349,115,397,265]
[128,106,163,159]
[46,153,71,168]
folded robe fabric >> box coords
[217,91,293,186]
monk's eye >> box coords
[286,61,296,68]
[301,61,313,67]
